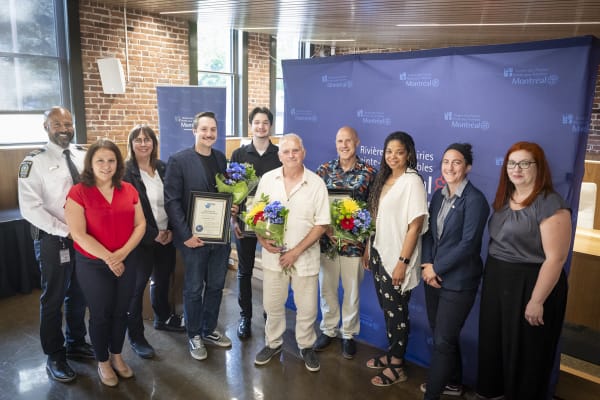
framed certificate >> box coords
[328,188,353,204]
[187,191,233,244]
[239,191,257,237]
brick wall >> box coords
[588,79,600,159]
[247,32,272,126]
[79,1,189,147]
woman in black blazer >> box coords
[124,124,183,359]
[420,143,490,400]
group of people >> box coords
[18,105,572,400]
[18,107,186,387]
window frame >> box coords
[195,27,240,137]
[0,0,75,146]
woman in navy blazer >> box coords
[420,143,490,400]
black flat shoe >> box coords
[313,333,334,351]
[66,342,95,359]
[155,314,185,333]
[237,317,251,339]
[46,358,76,382]
[131,338,155,359]
[342,338,356,359]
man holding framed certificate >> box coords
[313,126,377,359]
[164,111,237,361]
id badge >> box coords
[59,248,71,264]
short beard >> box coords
[52,131,73,148]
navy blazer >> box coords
[123,159,168,246]
[164,147,227,246]
[421,181,490,291]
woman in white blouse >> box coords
[363,131,429,387]
[123,124,183,360]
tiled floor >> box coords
[0,270,441,400]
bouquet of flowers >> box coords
[216,162,258,204]
[328,198,374,256]
[243,194,289,248]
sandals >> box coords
[371,364,408,387]
[366,354,391,369]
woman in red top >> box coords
[65,139,145,387]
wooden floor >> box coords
[0,266,598,399]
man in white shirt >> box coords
[18,106,94,383]
[253,134,330,372]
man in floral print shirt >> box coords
[313,126,377,359]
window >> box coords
[0,0,69,145]
[275,35,302,135]
[197,27,238,136]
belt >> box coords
[31,226,65,241]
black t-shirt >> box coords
[230,141,282,177]
[197,151,219,191]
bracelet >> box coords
[398,256,410,264]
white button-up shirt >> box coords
[254,166,330,276]
[18,141,85,237]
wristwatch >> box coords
[398,256,410,265]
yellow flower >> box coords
[341,198,360,214]
[245,201,266,221]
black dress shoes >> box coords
[341,338,356,359]
[66,342,95,359]
[131,338,155,359]
[237,317,251,339]
[46,358,76,382]
[154,314,185,333]
[313,333,334,351]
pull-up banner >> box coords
[283,36,599,386]
[157,86,227,159]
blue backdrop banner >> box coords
[156,86,227,159]
[282,36,599,387]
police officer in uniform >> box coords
[18,106,94,382]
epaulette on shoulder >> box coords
[27,148,46,157]
[75,145,87,151]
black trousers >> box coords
[37,235,87,360]
[127,241,176,342]
[424,285,477,400]
[477,256,567,400]
[76,253,136,362]
[234,235,258,319]
[370,246,411,360]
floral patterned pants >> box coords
[370,246,411,360]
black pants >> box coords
[370,246,411,360]
[424,285,477,400]
[477,256,567,400]
[234,235,258,319]
[76,253,136,362]
[37,235,87,360]
[127,241,176,342]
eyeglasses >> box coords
[133,137,153,145]
[506,160,536,169]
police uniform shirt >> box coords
[18,141,85,238]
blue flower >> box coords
[264,201,286,224]
[225,162,248,183]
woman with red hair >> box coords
[477,142,571,400]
